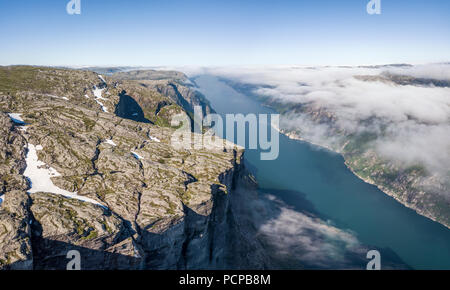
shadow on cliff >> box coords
[31,238,142,270]
[28,210,142,270]
[229,168,411,270]
[258,187,411,269]
[115,90,153,124]
[129,167,412,270]
[135,186,238,270]
[25,180,410,270]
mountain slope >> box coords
[0,66,267,269]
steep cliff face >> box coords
[136,156,270,270]
[0,66,267,270]
[0,112,32,269]
[111,70,214,121]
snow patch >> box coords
[131,152,143,160]
[104,139,117,146]
[46,94,69,101]
[85,94,90,99]
[149,136,161,143]
[24,144,106,208]
[93,86,108,112]
[8,113,25,124]
[95,99,108,112]
[8,113,29,132]
[93,86,105,99]
[98,75,106,83]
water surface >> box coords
[195,74,450,270]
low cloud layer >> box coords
[258,195,363,269]
[232,188,406,269]
[186,64,450,186]
[387,63,450,81]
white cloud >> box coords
[258,201,363,268]
[385,63,450,81]
[188,64,450,186]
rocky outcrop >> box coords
[0,66,268,270]
[112,70,214,120]
[30,192,140,270]
[0,112,33,269]
[0,190,33,269]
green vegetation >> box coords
[343,131,379,153]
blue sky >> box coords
[0,0,449,66]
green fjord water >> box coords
[195,75,450,270]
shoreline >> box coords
[207,78,450,232]
[278,128,450,231]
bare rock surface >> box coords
[0,66,266,269]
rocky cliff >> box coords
[0,66,268,270]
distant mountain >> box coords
[80,66,139,75]
[112,69,187,81]
[355,72,450,87]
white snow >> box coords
[93,86,105,99]
[93,86,108,112]
[98,75,106,83]
[95,99,108,112]
[149,136,161,143]
[84,94,90,99]
[24,144,106,208]
[8,113,29,131]
[131,152,143,160]
[8,113,25,124]
[104,139,117,146]
[46,94,69,101]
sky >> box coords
[0,0,449,66]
